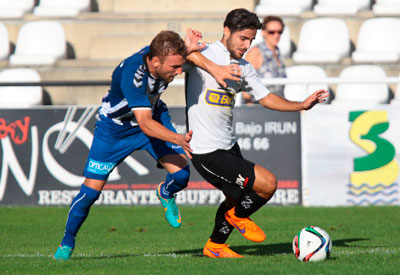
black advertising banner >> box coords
[232,107,302,206]
[0,106,301,206]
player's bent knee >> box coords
[253,165,277,198]
[267,174,277,194]
[170,165,190,188]
[259,175,277,196]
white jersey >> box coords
[185,41,270,154]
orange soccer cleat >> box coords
[203,239,243,258]
[225,207,266,243]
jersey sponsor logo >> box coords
[87,159,116,175]
[204,89,234,107]
[133,65,145,88]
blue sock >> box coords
[61,184,101,248]
[160,166,190,198]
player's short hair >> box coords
[223,8,262,33]
[262,16,285,30]
[148,30,187,61]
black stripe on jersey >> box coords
[184,72,189,133]
[133,65,145,87]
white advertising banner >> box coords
[302,105,400,206]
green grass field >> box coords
[0,205,399,274]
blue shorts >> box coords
[83,104,184,180]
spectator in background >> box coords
[244,15,287,103]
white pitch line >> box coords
[143,253,193,258]
[1,248,398,259]
[334,248,400,255]
[0,253,53,258]
[0,253,194,259]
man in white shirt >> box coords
[185,8,328,258]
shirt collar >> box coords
[215,41,230,55]
[142,53,158,79]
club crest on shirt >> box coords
[204,89,234,107]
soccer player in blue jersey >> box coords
[54,29,238,261]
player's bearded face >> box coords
[226,28,257,59]
[157,55,185,83]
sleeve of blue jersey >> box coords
[120,65,151,109]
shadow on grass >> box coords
[171,242,290,257]
[71,238,371,259]
[172,238,371,257]
[73,254,141,260]
[332,238,370,248]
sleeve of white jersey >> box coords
[242,63,270,101]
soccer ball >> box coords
[292,226,332,262]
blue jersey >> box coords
[97,46,168,137]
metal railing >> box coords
[0,81,110,87]
[171,77,400,86]
[0,77,400,87]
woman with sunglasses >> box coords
[244,15,287,103]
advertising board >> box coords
[0,106,301,206]
[302,105,400,206]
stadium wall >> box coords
[0,105,398,207]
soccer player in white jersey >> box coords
[185,8,328,258]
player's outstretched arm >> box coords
[259,89,328,111]
[302,89,329,110]
[134,109,193,158]
[186,51,241,88]
[184,28,207,54]
[184,27,241,88]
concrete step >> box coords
[3,17,225,59]
[3,14,376,62]
[96,0,255,13]
[89,32,222,60]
